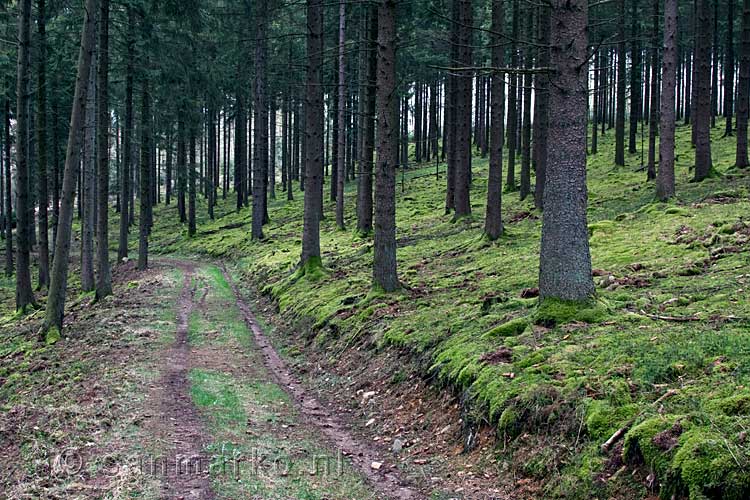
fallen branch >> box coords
[601,389,679,454]
[638,310,701,322]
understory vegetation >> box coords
[127,124,750,499]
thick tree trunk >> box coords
[484,0,505,240]
[357,6,376,235]
[14,0,36,312]
[300,0,324,269]
[539,0,595,303]
[270,98,276,200]
[44,0,98,335]
[694,0,714,181]
[336,0,346,229]
[81,52,96,292]
[657,0,678,200]
[737,0,750,168]
[36,0,49,290]
[373,0,398,292]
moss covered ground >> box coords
[139,124,750,499]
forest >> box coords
[0,0,749,498]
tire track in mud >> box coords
[150,261,215,500]
[219,264,423,500]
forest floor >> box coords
[2,123,750,499]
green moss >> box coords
[484,317,530,338]
[588,220,616,236]
[706,391,750,416]
[585,400,638,441]
[665,207,691,217]
[534,298,607,327]
[45,326,61,345]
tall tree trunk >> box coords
[628,0,641,155]
[235,91,246,212]
[614,0,626,166]
[188,125,196,237]
[724,0,735,136]
[300,0,324,270]
[138,65,151,270]
[373,0,398,292]
[36,0,49,290]
[646,0,659,180]
[81,50,96,292]
[252,0,269,240]
[44,0,98,335]
[657,0,678,200]
[336,0,346,229]
[357,5,376,235]
[533,5,551,210]
[694,0,714,181]
[270,97,276,200]
[520,8,533,201]
[118,7,134,260]
[14,0,36,312]
[4,98,12,277]
[539,0,595,303]
[178,115,187,221]
[484,0,505,240]
[710,0,719,127]
[506,0,519,191]
[453,0,473,219]
[736,0,750,167]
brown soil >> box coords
[220,264,424,500]
[144,261,215,500]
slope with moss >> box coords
[146,125,750,499]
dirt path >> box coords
[148,262,215,500]
[220,264,422,500]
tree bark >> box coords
[628,0,641,155]
[373,0,398,292]
[357,5,376,235]
[4,98,12,278]
[520,7,533,201]
[506,0,519,191]
[252,0,269,240]
[724,0,735,137]
[336,0,346,229]
[657,0,678,200]
[300,0,324,269]
[646,0,659,181]
[694,0,714,181]
[533,5,551,210]
[44,0,98,334]
[452,0,473,219]
[484,0,505,240]
[539,0,595,302]
[36,0,49,290]
[737,0,750,167]
[118,7,134,260]
[81,48,96,292]
[138,58,151,270]
[14,0,36,312]
[615,0,627,166]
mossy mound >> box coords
[534,298,608,327]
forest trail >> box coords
[145,260,215,499]
[147,258,421,500]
